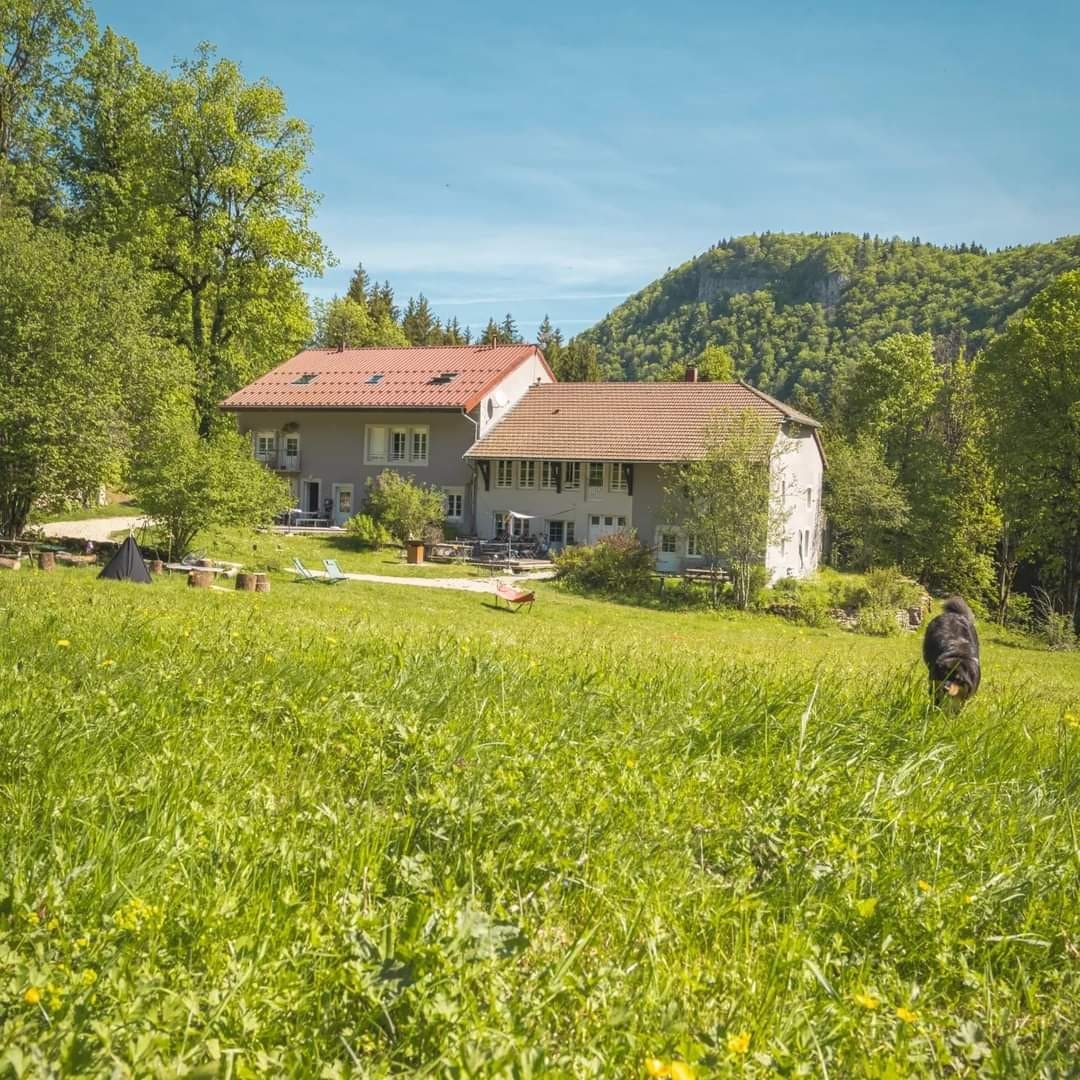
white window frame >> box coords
[660,532,678,554]
[444,488,464,522]
[389,427,409,463]
[588,462,605,488]
[687,534,702,557]
[518,460,536,489]
[540,461,559,490]
[495,460,514,489]
[565,521,576,544]
[254,431,276,464]
[546,520,565,545]
[411,429,429,465]
[563,462,581,490]
[282,433,300,462]
[609,462,628,493]
[364,424,429,466]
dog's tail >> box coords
[943,596,975,621]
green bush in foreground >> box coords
[0,572,1078,1077]
[555,533,656,595]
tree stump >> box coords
[236,572,257,591]
[188,569,213,589]
[0,556,21,571]
[254,573,270,593]
[150,559,165,574]
[197,558,214,569]
[38,551,57,572]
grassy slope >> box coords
[1,569,1078,1077]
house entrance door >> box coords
[331,483,354,526]
[303,480,321,514]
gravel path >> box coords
[40,516,148,542]
[289,568,555,593]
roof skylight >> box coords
[292,373,318,385]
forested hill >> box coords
[577,232,1080,411]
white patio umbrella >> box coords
[505,511,535,559]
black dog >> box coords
[922,596,981,706]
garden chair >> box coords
[323,559,347,584]
[292,557,320,583]
[492,580,535,613]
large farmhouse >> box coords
[223,346,825,579]
[220,344,554,527]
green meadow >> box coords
[1,568,1078,1077]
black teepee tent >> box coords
[98,535,153,584]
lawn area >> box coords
[28,496,141,525]
[1,568,1078,1076]
[119,525,484,579]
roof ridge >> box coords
[737,380,821,427]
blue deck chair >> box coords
[323,559,347,584]
[293,557,319,582]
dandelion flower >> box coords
[46,917,59,931]
[1065,712,1079,730]
[727,1031,751,1054]
[644,1059,669,1077]
[668,1063,694,1080]
[895,1006,919,1023]
[626,758,637,768]
[24,987,42,1005]
[854,992,880,1010]
[81,968,98,986]
[25,911,40,925]
[917,879,932,893]
[56,639,70,647]
[100,658,116,668]
[856,897,879,919]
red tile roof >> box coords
[465,381,820,461]
[220,345,551,411]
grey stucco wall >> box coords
[233,408,479,526]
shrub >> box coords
[554,534,654,595]
[847,566,925,612]
[345,513,392,548]
[855,606,902,636]
[132,420,291,557]
[1033,589,1078,651]
[363,471,445,546]
[1002,591,1035,633]
[763,575,833,627]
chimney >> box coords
[685,365,699,383]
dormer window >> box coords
[366,373,384,384]
[292,373,318,385]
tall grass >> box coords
[0,571,1077,1077]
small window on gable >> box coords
[366,373,384,384]
[292,373,318,385]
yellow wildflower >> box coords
[264,653,275,664]
[81,968,98,986]
[895,1006,919,1023]
[100,659,116,668]
[727,1031,751,1054]
[46,917,59,931]
[644,1059,669,1078]
[56,639,70,647]
[918,879,932,893]
[626,758,637,768]
[74,936,89,949]
[24,987,42,1005]
[669,1063,694,1080]
[854,992,880,1010]
[856,897,879,919]
[25,911,39,925]
[1065,712,1079,729]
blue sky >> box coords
[94,0,1080,341]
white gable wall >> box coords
[767,425,824,580]
[474,350,553,437]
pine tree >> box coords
[368,281,398,324]
[480,318,501,345]
[402,293,437,345]
[500,313,519,343]
[346,263,370,307]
